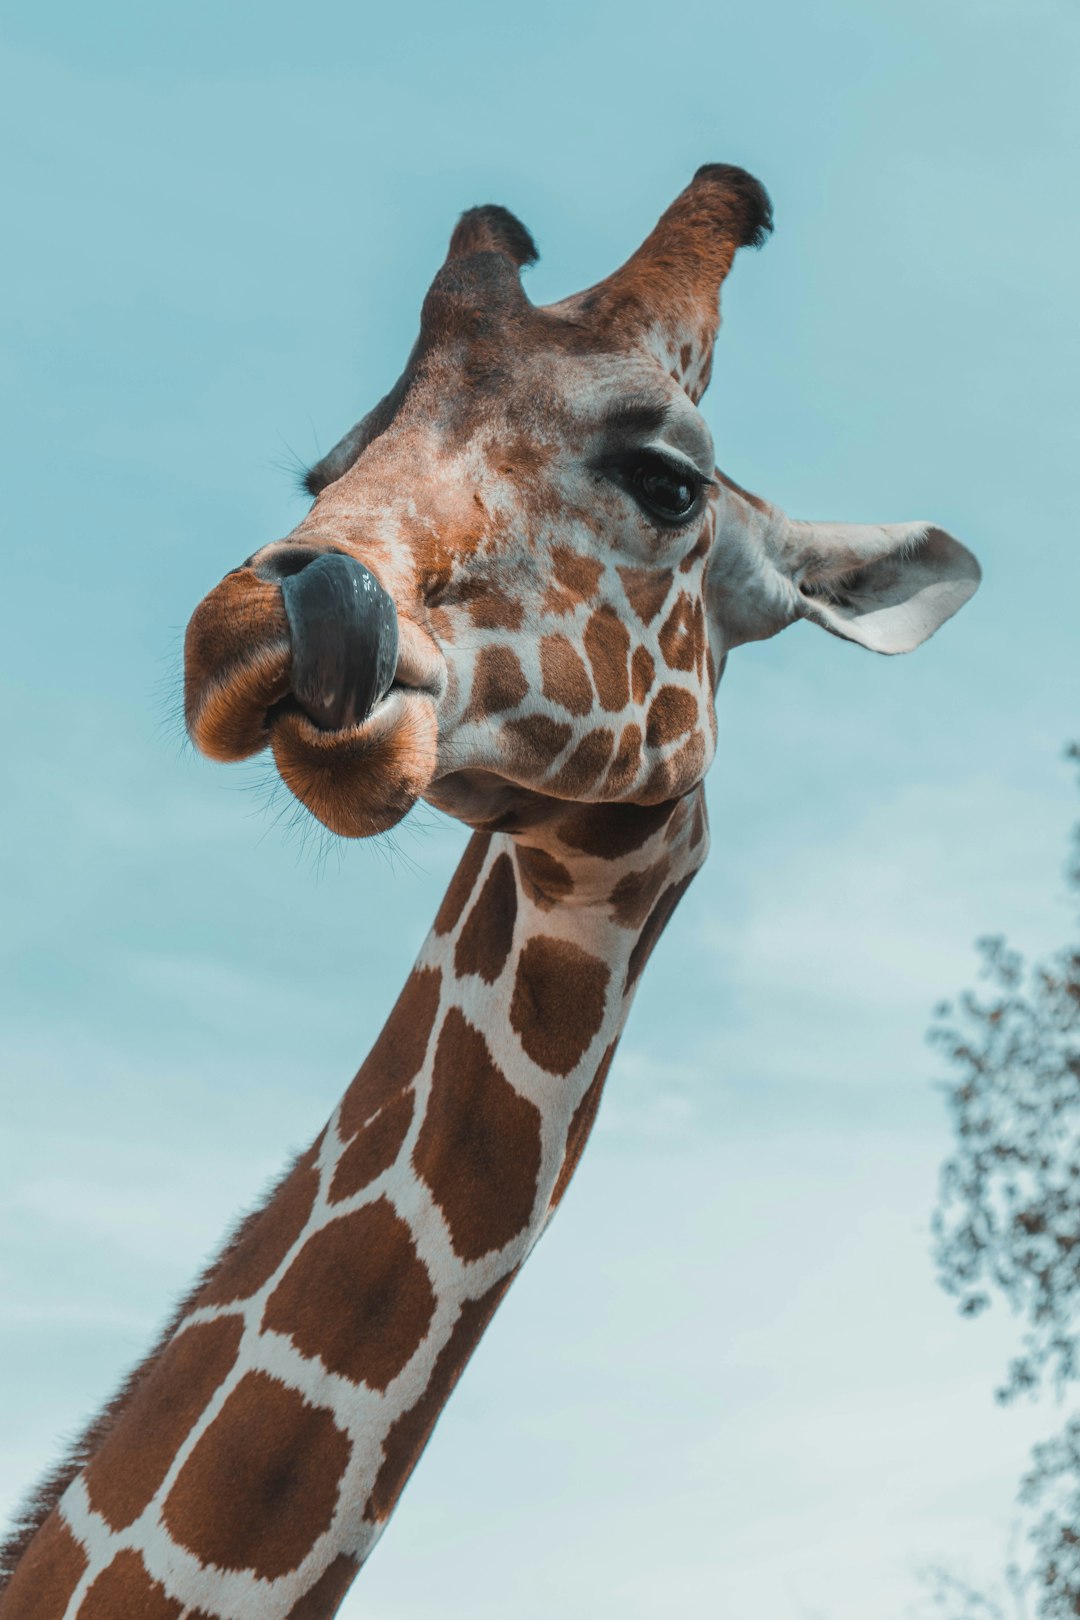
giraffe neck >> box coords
[0,792,708,1620]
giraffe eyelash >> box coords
[603,447,713,528]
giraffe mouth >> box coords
[184,560,447,838]
[254,617,446,838]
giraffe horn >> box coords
[445,204,539,270]
[550,165,773,400]
[304,206,538,500]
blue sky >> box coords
[1,1,1078,1613]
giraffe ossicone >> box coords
[0,163,980,1620]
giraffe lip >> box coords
[268,679,439,839]
[269,681,434,743]
[391,617,448,701]
[362,675,441,735]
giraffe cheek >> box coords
[645,685,697,749]
[539,635,593,716]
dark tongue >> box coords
[280,553,399,731]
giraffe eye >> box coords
[622,451,705,526]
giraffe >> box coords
[0,164,981,1620]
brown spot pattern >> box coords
[80,1551,182,1620]
[284,1556,360,1619]
[365,1280,512,1522]
[625,873,696,992]
[413,1009,542,1259]
[494,434,556,478]
[462,586,524,631]
[329,1090,415,1202]
[631,644,655,705]
[338,966,442,1138]
[163,1373,349,1580]
[640,731,707,802]
[557,800,676,859]
[551,547,603,601]
[466,644,527,719]
[263,1200,436,1390]
[84,1316,243,1531]
[515,846,575,908]
[427,605,455,642]
[658,593,696,671]
[504,714,573,759]
[646,685,697,748]
[510,936,610,1075]
[540,582,578,618]
[540,635,593,715]
[608,859,669,929]
[678,529,711,571]
[0,1513,87,1620]
[549,1043,618,1209]
[545,728,614,797]
[435,835,491,935]
[617,566,673,625]
[601,723,643,796]
[583,608,630,712]
[454,853,518,983]
[693,600,707,676]
[663,799,690,843]
[199,1155,319,1308]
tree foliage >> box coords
[930,745,1080,1615]
[1020,1417,1080,1616]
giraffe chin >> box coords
[269,690,438,838]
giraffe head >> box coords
[185,165,979,838]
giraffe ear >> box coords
[446,205,539,269]
[789,520,981,653]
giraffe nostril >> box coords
[278,553,400,732]
[247,542,340,582]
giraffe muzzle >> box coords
[273,550,400,732]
